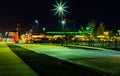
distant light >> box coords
[35,20,38,24]
[30,29,33,32]
[86,27,89,30]
[16,28,18,31]
[62,20,65,24]
[5,32,8,35]
[43,27,45,31]
[78,30,82,33]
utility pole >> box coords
[17,23,21,39]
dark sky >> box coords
[0,0,120,34]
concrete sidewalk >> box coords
[66,45,117,52]
[0,43,38,76]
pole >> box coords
[61,14,64,32]
[73,20,75,36]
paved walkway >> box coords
[0,43,38,76]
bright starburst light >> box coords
[52,0,68,20]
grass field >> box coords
[7,44,113,76]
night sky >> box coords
[0,0,120,34]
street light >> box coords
[53,0,68,21]
[62,20,66,31]
[35,19,39,26]
[58,6,63,11]
[43,27,46,34]
[62,20,65,24]
[35,19,39,33]
[86,27,90,30]
[52,0,68,32]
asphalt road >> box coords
[16,44,120,75]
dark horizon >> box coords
[0,0,120,34]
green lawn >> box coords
[7,44,110,76]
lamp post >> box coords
[53,0,68,31]
[17,23,21,39]
[35,19,38,28]
[43,27,46,34]
[62,20,66,32]
[34,19,39,33]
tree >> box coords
[87,20,96,46]
[80,25,84,31]
[88,20,95,34]
[97,22,105,35]
[86,20,96,39]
